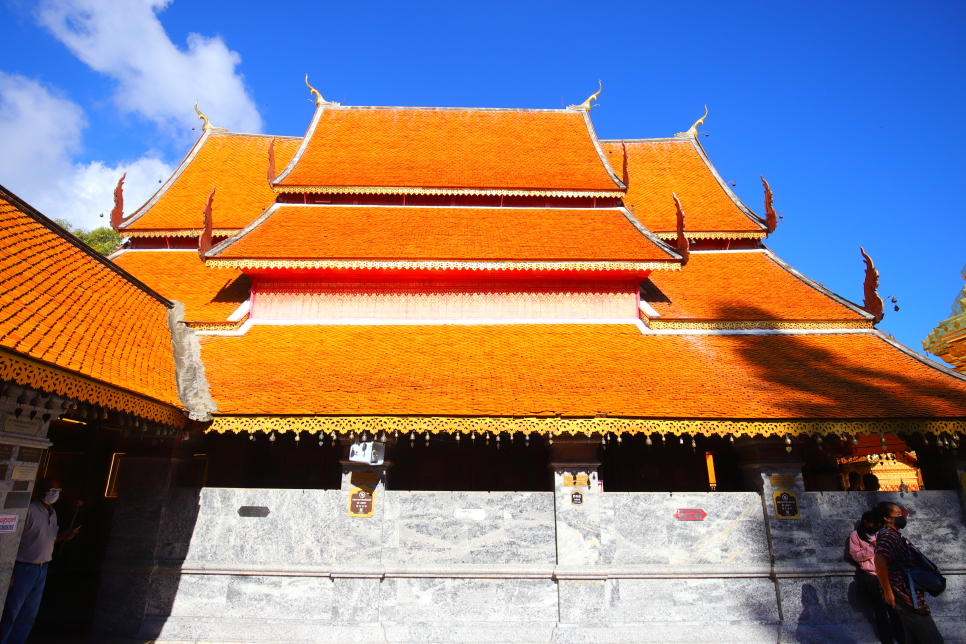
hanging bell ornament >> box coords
[645,435,652,446]
[785,436,792,453]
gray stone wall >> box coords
[96,487,966,644]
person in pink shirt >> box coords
[851,510,904,644]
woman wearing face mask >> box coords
[874,501,945,644]
[850,510,905,644]
[0,477,77,644]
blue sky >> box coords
[1,0,964,360]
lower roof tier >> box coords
[205,205,680,271]
[197,324,966,419]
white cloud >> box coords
[0,72,173,230]
[36,0,262,134]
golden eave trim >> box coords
[272,185,625,198]
[184,317,248,332]
[207,415,965,438]
[654,231,767,241]
[122,229,239,238]
[205,258,681,272]
[0,349,185,427]
[646,320,874,330]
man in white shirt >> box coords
[0,478,77,644]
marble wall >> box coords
[95,486,966,644]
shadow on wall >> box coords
[91,450,202,639]
[796,583,859,644]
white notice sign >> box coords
[0,515,18,533]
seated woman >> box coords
[850,510,904,644]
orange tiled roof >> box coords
[600,139,765,235]
[198,324,966,418]
[644,250,870,323]
[122,133,301,232]
[209,205,677,263]
[274,107,623,194]
[112,250,249,322]
[0,187,180,405]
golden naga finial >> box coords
[568,80,602,111]
[194,101,210,131]
[305,74,323,106]
[682,105,708,138]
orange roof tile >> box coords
[0,186,180,406]
[112,250,249,322]
[198,324,966,418]
[209,205,678,265]
[274,107,623,194]
[644,250,870,323]
[600,139,765,235]
[122,133,300,232]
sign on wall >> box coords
[673,508,707,521]
[0,514,18,533]
[773,488,801,520]
[563,474,590,487]
[3,417,42,437]
[348,472,377,518]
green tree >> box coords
[55,219,122,255]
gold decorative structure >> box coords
[646,319,875,330]
[194,101,211,131]
[208,414,965,438]
[572,80,602,111]
[272,185,624,198]
[121,229,240,238]
[0,350,185,427]
[682,105,708,138]
[654,231,767,241]
[305,74,323,106]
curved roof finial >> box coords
[194,101,210,131]
[305,74,323,106]
[860,247,885,324]
[568,80,601,111]
[683,105,708,138]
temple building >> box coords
[924,264,966,373]
[1,85,965,643]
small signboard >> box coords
[0,514,18,534]
[674,508,707,521]
[563,474,590,488]
[3,417,42,437]
[770,475,797,488]
[237,506,270,518]
[16,448,43,463]
[11,466,37,481]
[348,486,375,517]
[0,445,13,461]
[570,490,584,505]
[773,488,801,520]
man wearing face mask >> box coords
[0,478,77,644]
[873,501,945,644]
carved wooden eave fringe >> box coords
[207,415,966,439]
[860,247,885,324]
[0,348,185,427]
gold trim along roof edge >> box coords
[654,231,767,240]
[204,259,682,272]
[122,229,240,238]
[646,320,875,330]
[273,185,626,198]
[0,349,186,427]
[208,415,966,438]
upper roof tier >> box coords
[0,185,180,407]
[205,204,681,272]
[272,106,625,196]
[600,138,767,238]
[121,132,301,235]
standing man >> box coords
[0,478,77,644]
[874,501,945,644]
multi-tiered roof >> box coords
[108,92,966,441]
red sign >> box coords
[674,508,707,521]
